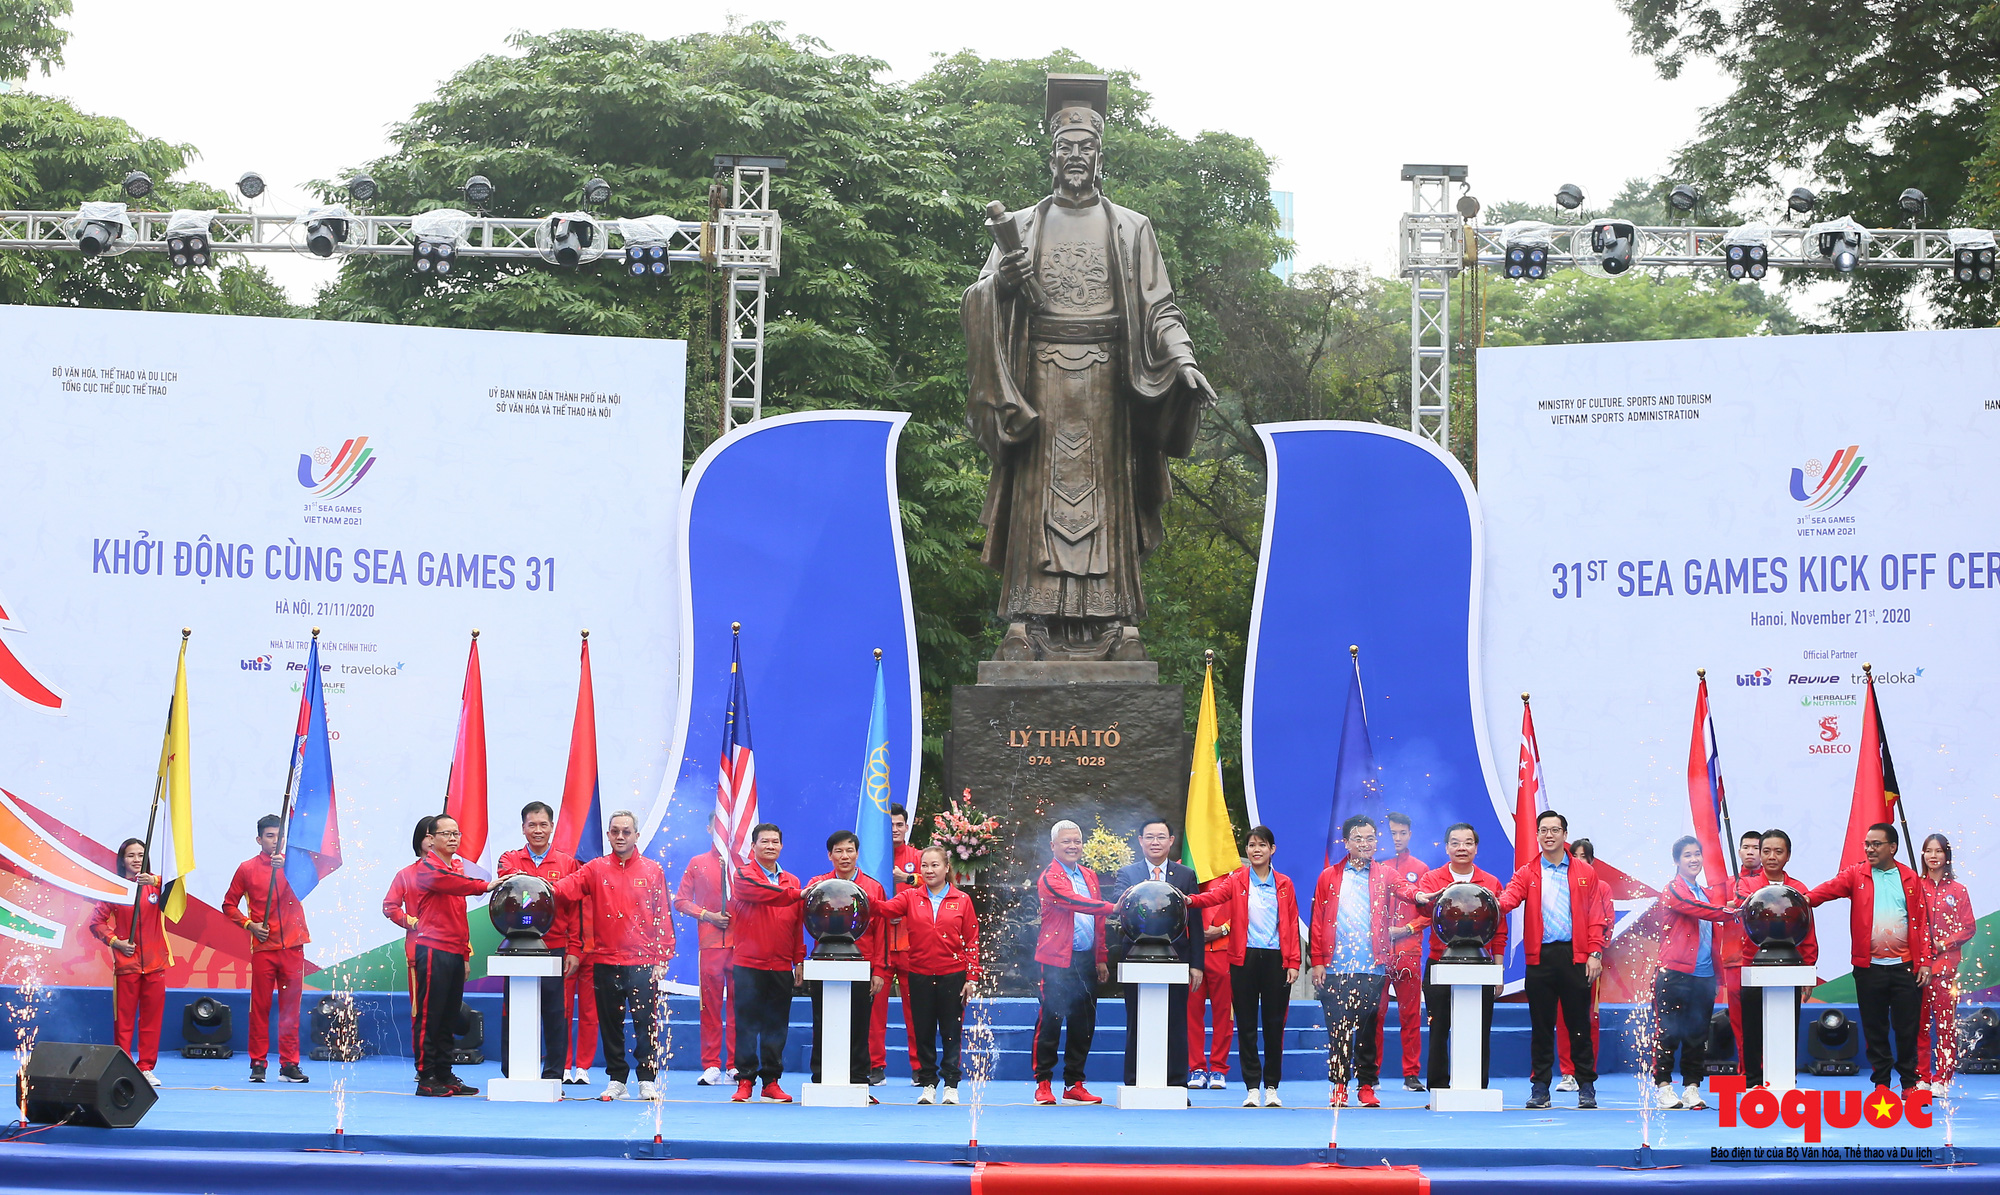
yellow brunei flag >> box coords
[1181,651,1238,882]
[155,634,196,921]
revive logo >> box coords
[1790,445,1866,510]
[298,437,377,499]
[1713,1076,1933,1142]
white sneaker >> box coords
[141,1070,161,1088]
[599,1079,628,1101]
[575,1069,592,1085]
[1555,1074,1578,1092]
[698,1066,722,1086]
[942,1086,959,1105]
[1682,1083,1708,1110]
[725,1067,737,1081]
[1656,1082,1683,1109]
[1243,1087,1262,1107]
[638,1081,662,1100]
[1263,1088,1283,1107]
[917,1085,936,1105]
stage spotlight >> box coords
[461,174,496,208]
[1668,184,1701,216]
[410,209,470,277]
[301,204,352,258]
[1962,1007,2000,1073]
[1806,1009,1860,1076]
[625,244,669,277]
[1898,188,1928,221]
[1579,217,1636,276]
[615,216,675,279]
[581,176,612,208]
[236,171,266,199]
[1787,187,1818,216]
[1456,194,1481,220]
[121,171,154,202]
[1723,224,1772,280]
[451,1002,485,1065]
[163,211,215,269]
[1499,221,1556,281]
[413,237,457,275]
[73,201,133,258]
[1704,1009,1739,1075]
[346,175,378,205]
[309,993,364,1063]
[540,211,604,268]
[1951,229,1998,287]
[1811,217,1866,273]
[180,996,234,1059]
[1554,183,1585,211]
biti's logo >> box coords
[298,436,377,498]
[1790,444,1866,510]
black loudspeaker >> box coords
[18,1042,158,1128]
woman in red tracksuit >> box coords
[382,816,436,1012]
[1917,834,1976,1092]
[870,844,980,1105]
[90,838,170,1086]
[1186,826,1301,1107]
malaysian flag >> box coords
[710,624,759,888]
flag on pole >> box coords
[554,631,604,864]
[1326,645,1381,866]
[711,625,759,875]
[855,649,894,890]
[155,635,196,921]
[1685,672,1731,888]
[444,631,490,879]
[1844,665,1900,870]
[1514,693,1547,874]
[1182,651,1238,882]
[282,633,341,899]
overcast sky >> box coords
[31,0,1730,300]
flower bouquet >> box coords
[1080,816,1134,876]
[932,789,1003,884]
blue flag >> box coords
[1325,648,1381,866]
[283,636,341,898]
[854,653,893,890]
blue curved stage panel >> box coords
[1244,422,1510,881]
[644,412,919,970]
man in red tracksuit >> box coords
[92,838,170,1085]
[807,830,887,1092]
[1496,809,1605,1109]
[495,801,580,1082]
[1031,819,1115,1106]
[410,815,499,1097]
[1375,812,1430,1091]
[675,847,736,1085]
[728,822,806,1103]
[1738,828,1818,1086]
[1399,822,1508,1091]
[1807,822,1932,1093]
[549,810,674,1101]
[221,814,312,1084]
[1309,815,1398,1108]
[875,804,923,1084]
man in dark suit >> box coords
[1111,818,1201,1087]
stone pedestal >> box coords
[947,662,1187,996]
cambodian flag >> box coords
[854,650,893,890]
[1326,646,1381,866]
[556,632,604,864]
[282,634,341,898]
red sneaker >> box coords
[1035,1080,1057,1105]
[1357,1085,1380,1108]
[761,1082,793,1103]
[731,1080,755,1102]
[1330,1085,1348,1107]
[1063,1083,1102,1105]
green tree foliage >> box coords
[1482,273,1795,347]
[0,0,69,81]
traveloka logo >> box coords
[1789,444,1866,510]
[298,437,377,498]
[1736,668,1772,687]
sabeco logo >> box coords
[1810,715,1854,754]
[1737,668,1773,686]
[1713,1076,1933,1142]
[1790,444,1867,510]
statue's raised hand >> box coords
[1181,364,1219,407]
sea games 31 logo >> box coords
[1713,1075,1934,1143]
[1790,445,1867,510]
[298,437,377,498]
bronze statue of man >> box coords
[962,76,1217,663]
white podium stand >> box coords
[1117,961,1189,1109]
[1428,962,1502,1112]
[486,952,563,1102]
[1742,964,1814,1094]
[801,958,872,1107]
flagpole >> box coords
[1697,669,1740,882]
[266,627,316,930]
[1866,663,1921,871]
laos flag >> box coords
[283,635,341,898]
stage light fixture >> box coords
[72,201,133,258]
[1898,188,1928,220]
[1811,217,1867,273]
[180,996,234,1059]
[409,208,470,278]
[1806,1009,1860,1076]
[163,210,216,269]
[1456,194,1481,220]
[539,211,604,268]
[1580,217,1636,276]
[1499,221,1556,281]
[1703,1009,1739,1076]
[1787,187,1818,216]
[1554,183,1585,211]
[451,1002,485,1065]
[236,171,266,199]
[1963,1007,2000,1073]
[308,993,365,1062]
[301,204,353,258]
[1668,184,1701,216]
[346,175,378,205]
[581,176,612,208]
[615,216,675,278]
[1950,228,1998,287]
[121,171,154,202]
[461,174,495,208]
[1723,223,1772,280]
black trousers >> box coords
[733,965,794,1085]
[1033,950,1098,1085]
[907,971,967,1087]
[1423,959,1494,1089]
[412,945,466,1085]
[1319,971,1387,1087]
[1739,984,1801,1086]
[1122,970,1191,1086]
[808,976,871,1085]
[1231,947,1291,1089]
[1653,969,1716,1086]
[500,950,567,1079]
[1526,941,1595,1086]
[593,962,662,1083]
[1853,962,1923,1088]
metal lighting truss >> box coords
[1396,165,1965,452]
[0,160,783,427]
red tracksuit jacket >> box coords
[221,855,311,951]
[382,863,421,961]
[1033,859,1114,967]
[1920,876,1975,973]
[1389,864,1509,962]
[886,842,923,955]
[1384,852,1431,966]
[90,883,171,976]
[873,885,981,979]
[728,861,804,971]
[1657,874,1736,974]
[1308,859,1396,970]
[412,852,491,955]
[1808,860,1933,970]
[1187,865,1303,970]
[1496,851,1604,963]
[552,851,674,966]
[495,846,581,951]
[806,869,888,965]
[674,851,735,952]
